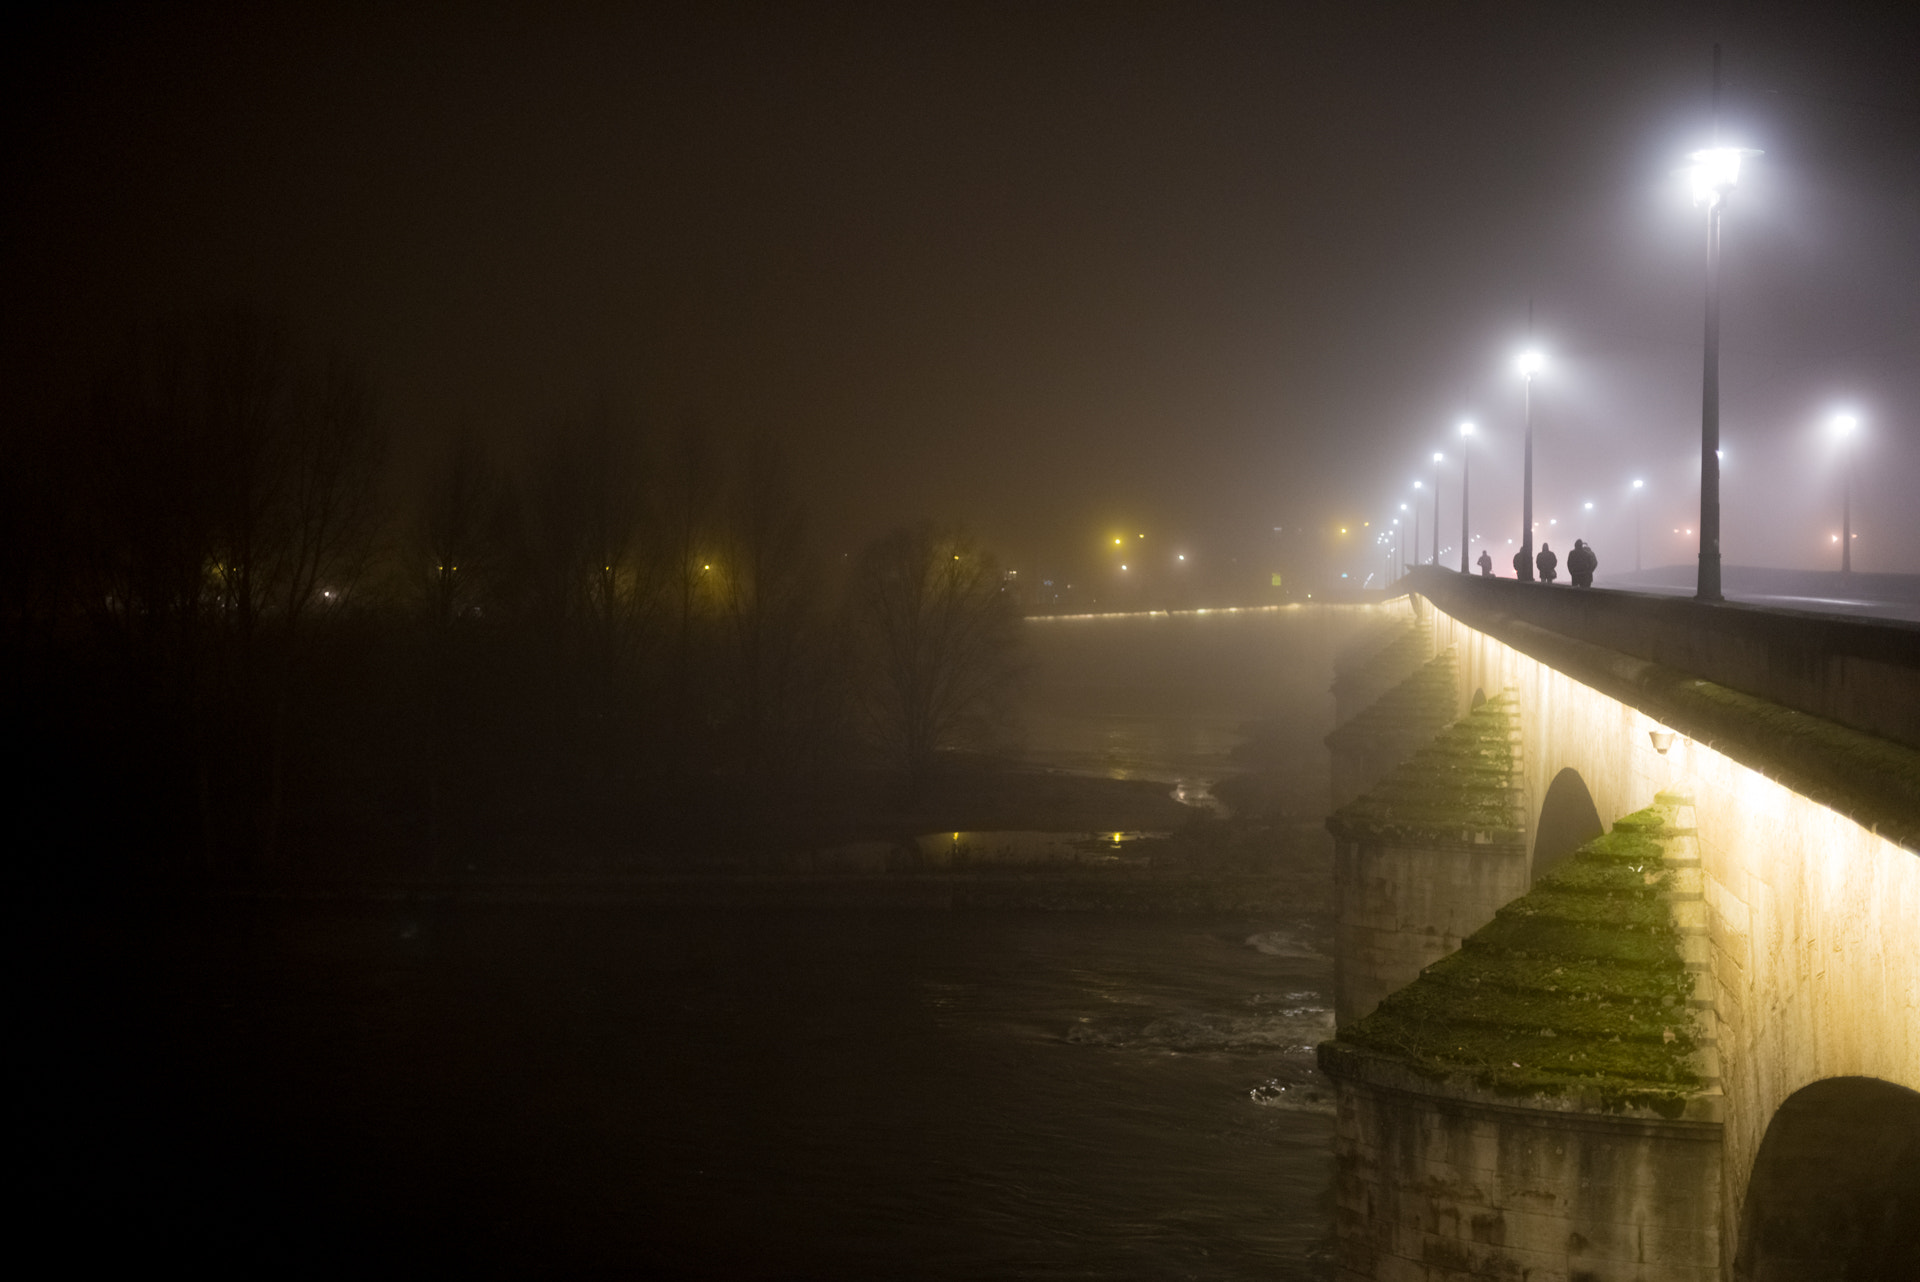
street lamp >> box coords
[1458,423,1475,574]
[1516,348,1545,581]
[1430,454,1444,566]
[1832,414,1858,575]
[1411,482,1424,568]
[1685,44,1761,602]
[1631,479,1645,573]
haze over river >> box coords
[33,606,1367,1278]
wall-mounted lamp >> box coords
[1649,730,1676,755]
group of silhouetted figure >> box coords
[1475,539,1597,587]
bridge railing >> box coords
[1405,566,1920,753]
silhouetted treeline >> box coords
[1,314,1022,880]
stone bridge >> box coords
[1315,566,1920,1281]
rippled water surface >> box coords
[54,903,1338,1278]
[38,607,1373,1277]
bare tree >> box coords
[513,407,657,777]
[719,431,814,768]
[259,356,387,863]
[849,522,1022,788]
[66,312,387,869]
[417,428,504,629]
[656,418,722,757]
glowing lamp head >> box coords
[1584,502,1593,510]
[1459,421,1475,438]
[1687,146,1759,207]
[1632,479,1644,489]
[1832,413,1858,437]
[1516,350,1545,378]
[1433,452,1444,463]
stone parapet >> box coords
[1406,567,1920,851]
[1403,565,1920,751]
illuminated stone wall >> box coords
[1329,834,1529,1027]
[1327,693,1528,1027]
[1331,601,1426,728]
[1325,1053,1724,1282]
[1422,595,1920,1264]
[1326,650,1458,810]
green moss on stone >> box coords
[1328,692,1523,841]
[1325,650,1460,751]
[1333,806,1705,1114]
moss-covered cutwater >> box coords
[1327,692,1522,842]
[1326,648,1458,752]
[1331,807,1703,1116]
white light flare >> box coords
[1686,146,1759,208]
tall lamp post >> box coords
[1686,45,1760,603]
[1833,414,1858,575]
[1431,453,1443,565]
[1516,349,1545,581]
[1630,478,1645,573]
[1458,423,1475,573]
[1412,483,1423,568]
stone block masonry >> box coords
[1328,648,1460,811]
[1319,802,1726,1280]
[1328,692,1527,1027]
[1334,607,1431,730]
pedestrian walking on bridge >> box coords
[1568,539,1597,588]
[1536,543,1558,584]
[1477,549,1493,577]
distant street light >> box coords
[1833,413,1858,575]
[1516,348,1545,581]
[1458,423,1474,574]
[1631,479,1645,573]
[1685,45,1761,602]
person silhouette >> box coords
[1512,547,1528,578]
[1568,539,1597,588]
[1536,542,1558,584]
[1477,549,1494,577]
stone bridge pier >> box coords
[1315,570,1920,1281]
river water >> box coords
[36,606,1367,1279]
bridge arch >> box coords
[1734,1077,1920,1281]
[1532,766,1602,879]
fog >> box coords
[7,3,1915,583]
[6,4,1917,1274]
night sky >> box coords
[8,1,1918,584]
